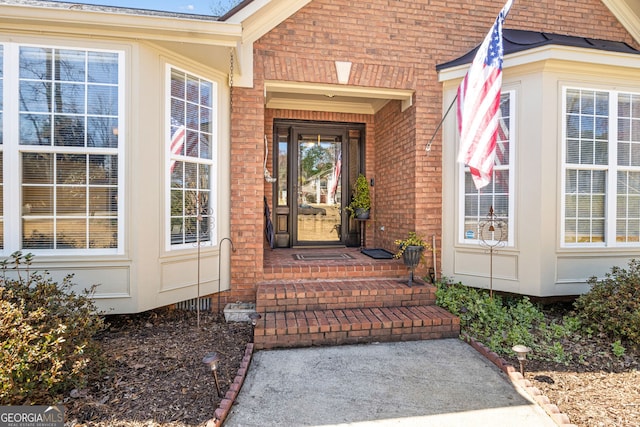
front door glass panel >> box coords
[296,133,342,242]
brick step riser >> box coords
[256,294,436,313]
[256,279,435,313]
[262,268,409,281]
[253,306,461,350]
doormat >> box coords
[293,253,354,261]
[361,248,395,259]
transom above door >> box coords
[272,120,365,247]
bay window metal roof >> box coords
[437,29,640,71]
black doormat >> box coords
[293,253,354,261]
[361,248,395,259]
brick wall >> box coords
[226,0,637,301]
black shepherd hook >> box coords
[217,237,236,315]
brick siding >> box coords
[226,0,637,302]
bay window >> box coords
[1,43,123,254]
[563,88,640,246]
[168,66,217,248]
[461,91,514,246]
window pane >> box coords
[89,219,117,248]
[199,133,211,160]
[596,92,609,115]
[88,117,118,148]
[618,141,630,166]
[186,75,199,103]
[56,49,86,82]
[619,94,631,116]
[89,187,118,216]
[19,47,52,80]
[88,85,118,116]
[89,154,118,185]
[88,52,118,84]
[20,81,51,113]
[23,218,54,249]
[581,116,594,139]
[57,154,86,184]
[56,83,85,113]
[566,89,580,114]
[23,153,53,183]
[595,117,608,140]
[566,115,579,139]
[20,114,51,145]
[57,187,86,215]
[581,91,595,114]
[54,115,85,146]
[23,186,54,215]
[57,218,86,248]
[619,117,630,142]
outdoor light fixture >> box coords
[511,344,531,376]
[248,312,262,344]
[202,352,223,397]
[248,311,262,327]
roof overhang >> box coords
[438,44,640,83]
[0,2,243,73]
[265,81,414,114]
[0,0,315,88]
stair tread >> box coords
[256,305,458,331]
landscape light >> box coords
[202,351,223,397]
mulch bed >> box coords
[65,306,639,426]
[65,309,252,427]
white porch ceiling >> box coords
[265,81,414,115]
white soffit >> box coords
[265,81,414,114]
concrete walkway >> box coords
[224,339,557,427]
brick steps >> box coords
[253,278,459,350]
[256,278,436,312]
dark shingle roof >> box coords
[0,0,220,21]
[436,29,640,71]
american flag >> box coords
[329,151,341,204]
[457,0,513,190]
[170,118,186,172]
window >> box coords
[563,88,640,246]
[168,67,216,248]
[0,45,3,250]
[461,91,514,245]
[2,44,122,253]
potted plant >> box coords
[394,232,431,286]
[346,174,371,219]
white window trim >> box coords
[165,63,218,251]
[2,42,125,256]
[457,89,516,247]
[561,85,640,248]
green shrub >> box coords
[436,280,543,354]
[0,251,105,404]
[436,280,576,363]
[574,259,640,346]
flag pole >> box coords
[425,93,458,153]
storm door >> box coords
[272,121,365,247]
